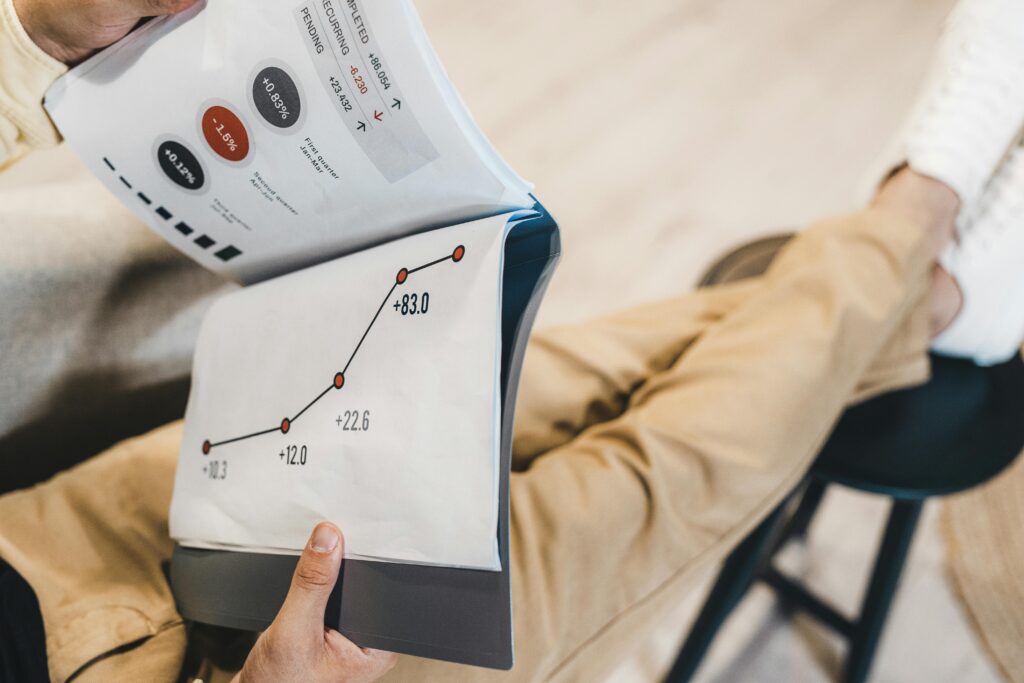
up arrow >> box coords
[391,98,402,110]
[356,121,366,132]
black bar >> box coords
[215,245,242,261]
[760,567,854,637]
[665,502,790,682]
[843,499,923,683]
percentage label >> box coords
[201,105,250,162]
[264,85,292,120]
[219,128,238,152]
[253,65,302,129]
[156,139,205,190]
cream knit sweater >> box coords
[0,0,65,169]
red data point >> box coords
[334,372,345,389]
[452,245,465,262]
[281,418,291,434]
[396,268,408,284]
[202,440,211,455]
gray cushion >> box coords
[0,146,234,491]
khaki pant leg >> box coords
[0,208,932,682]
[388,208,932,682]
[512,280,759,467]
[0,421,183,682]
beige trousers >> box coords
[0,208,933,682]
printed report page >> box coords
[169,213,516,571]
[45,0,533,283]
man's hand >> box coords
[233,523,398,683]
[13,0,200,65]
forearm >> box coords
[0,0,64,169]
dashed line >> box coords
[101,157,243,263]
[214,245,242,262]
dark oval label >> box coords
[202,105,250,162]
[157,140,205,190]
[253,66,301,128]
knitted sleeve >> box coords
[0,0,66,170]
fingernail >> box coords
[310,524,339,553]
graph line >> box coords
[201,243,466,455]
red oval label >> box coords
[201,105,250,162]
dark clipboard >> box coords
[170,202,560,670]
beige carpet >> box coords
[945,454,1024,683]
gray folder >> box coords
[171,204,560,670]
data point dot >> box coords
[281,418,291,434]
[452,245,465,262]
[334,372,345,389]
[202,440,211,455]
[396,268,408,284]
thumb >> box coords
[276,522,344,638]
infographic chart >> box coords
[45,0,531,283]
[201,244,466,455]
[169,215,509,570]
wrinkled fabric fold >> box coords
[0,0,65,168]
[0,208,932,682]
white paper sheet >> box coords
[44,0,533,283]
[170,213,514,570]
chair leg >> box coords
[764,478,831,561]
[785,477,828,541]
[843,499,923,683]
[664,502,789,683]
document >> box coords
[45,0,534,283]
[170,215,511,570]
[45,0,544,572]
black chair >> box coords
[666,236,1024,683]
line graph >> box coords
[201,243,466,454]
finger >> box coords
[275,522,344,639]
